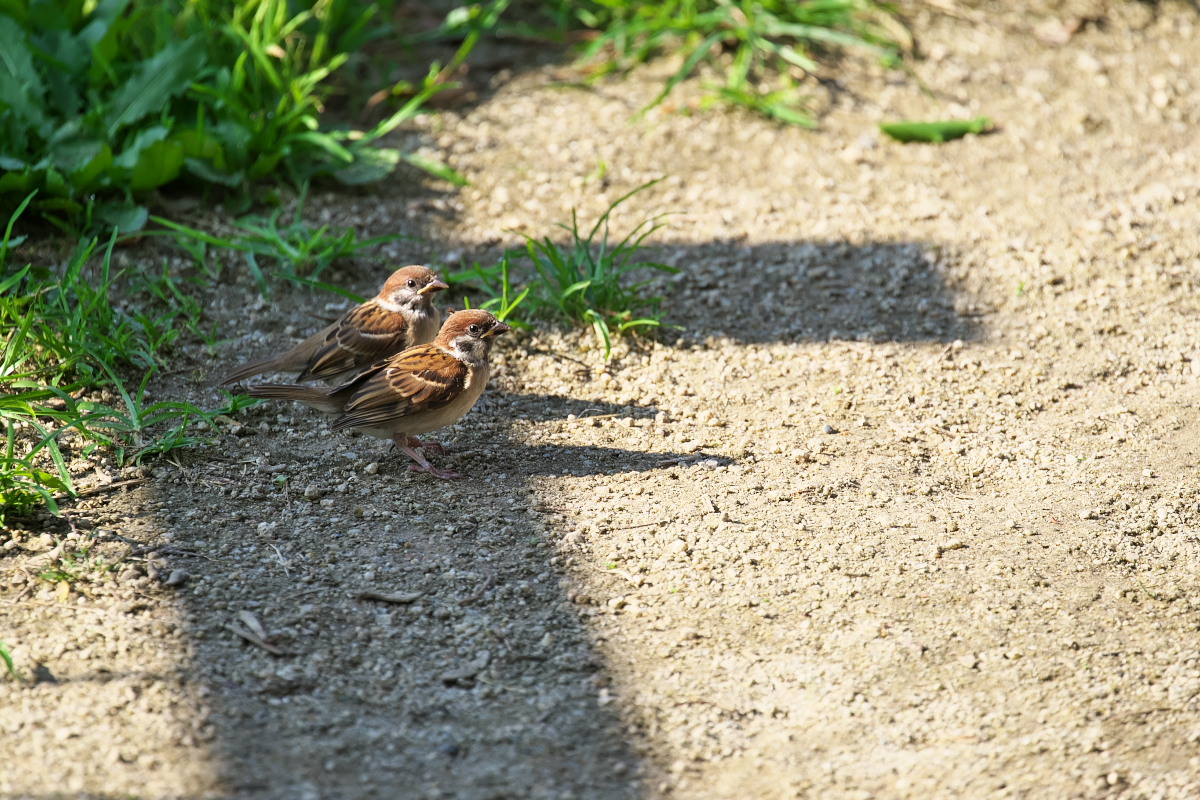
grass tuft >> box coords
[148,186,405,299]
[0,197,247,524]
[449,181,677,358]
[538,0,907,125]
[516,181,677,356]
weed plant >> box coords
[148,185,405,299]
[530,0,906,125]
[0,195,247,524]
[0,0,464,227]
[449,182,676,358]
[518,183,676,356]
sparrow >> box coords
[247,309,511,480]
[220,265,449,386]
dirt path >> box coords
[5,2,1200,798]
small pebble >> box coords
[164,569,189,587]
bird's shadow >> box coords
[485,389,660,422]
[382,391,734,478]
[456,442,732,478]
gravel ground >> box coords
[5,2,1200,798]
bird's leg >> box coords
[406,435,446,455]
[395,437,463,480]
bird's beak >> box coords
[485,321,512,338]
[420,278,450,295]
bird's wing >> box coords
[298,302,410,382]
[332,346,467,431]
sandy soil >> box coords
[5,1,1200,798]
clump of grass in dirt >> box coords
[0,194,248,525]
[147,184,405,299]
[449,181,677,358]
[532,0,909,125]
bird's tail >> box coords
[245,384,345,415]
[220,356,287,387]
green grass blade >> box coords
[398,152,468,186]
[635,31,723,118]
[0,641,22,682]
[1,190,37,263]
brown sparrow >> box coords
[220,265,449,386]
[247,309,511,480]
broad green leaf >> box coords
[33,28,87,117]
[247,151,284,180]
[86,0,133,82]
[105,37,206,138]
[113,125,166,169]
[128,135,183,190]
[879,117,991,143]
[0,20,51,137]
[38,197,84,213]
[0,17,43,96]
[0,171,36,196]
[49,137,105,173]
[69,142,113,192]
[95,202,148,232]
[26,0,85,31]
[41,165,67,196]
[78,0,131,48]
[0,0,28,22]
[176,127,223,160]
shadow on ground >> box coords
[168,234,971,795]
[145,450,651,799]
[224,234,977,372]
[5,230,979,798]
[654,239,977,346]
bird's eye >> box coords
[406,279,417,288]
[468,324,480,335]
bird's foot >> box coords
[406,436,446,455]
[399,443,462,480]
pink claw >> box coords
[397,441,462,480]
